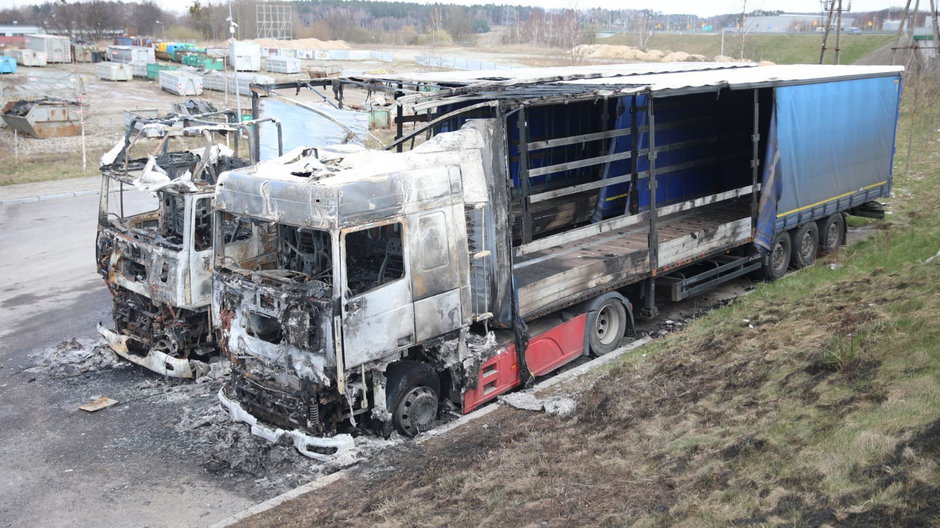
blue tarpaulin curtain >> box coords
[773,76,901,219]
[755,109,781,252]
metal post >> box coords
[751,88,760,234]
[250,91,260,161]
[642,92,658,319]
[516,106,533,244]
[647,93,658,272]
[396,83,404,153]
[629,95,639,215]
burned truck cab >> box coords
[212,128,492,459]
[96,118,266,378]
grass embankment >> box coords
[238,90,940,527]
[0,151,90,186]
[603,33,893,64]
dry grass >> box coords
[0,151,91,186]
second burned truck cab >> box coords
[212,128,492,458]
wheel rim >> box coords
[771,241,787,272]
[800,232,815,261]
[826,222,840,247]
[395,386,437,436]
[594,304,621,346]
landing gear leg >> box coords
[638,278,659,319]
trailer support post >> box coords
[395,83,404,152]
[629,95,639,215]
[641,92,659,319]
[517,105,533,244]
[751,88,760,234]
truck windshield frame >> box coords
[214,212,337,298]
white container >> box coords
[229,41,261,72]
[159,70,203,96]
[8,49,47,67]
[108,45,155,64]
[202,71,274,96]
[130,61,149,78]
[265,56,301,74]
[25,34,71,63]
[97,62,133,81]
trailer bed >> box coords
[515,198,752,318]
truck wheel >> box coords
[587,297,628,356]
[761,232,791,281]
[385,361,440,438]
[790,223,818,269]
[817,213,844,253]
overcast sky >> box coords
[0,0,911,18]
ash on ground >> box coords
[26,337,126,378]
[174,386,402,498]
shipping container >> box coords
[229,41,261,71]
[97,62,133,81]
[158,70,203,96]
[25,34,71,63]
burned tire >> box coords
[587,297,628,357]
[790,223,819,269]
[385,360,440,438]
[760,231,791,281]
[817,213,844,254]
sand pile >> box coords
[574,44,709,63]
[252,38,351,50]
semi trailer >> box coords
[212,63,902,459]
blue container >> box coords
[0,56,16,74]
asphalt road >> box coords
[0,193,254,528]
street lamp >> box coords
[155,20,165,39]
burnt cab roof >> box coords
[215,124,493,230]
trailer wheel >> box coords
[385,361,440,438]
[817,213,844,253]
[587,297,628,356]
[761,232,791,281]
[790,223,819,269]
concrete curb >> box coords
[207,336,653,528]
[0,188,100,206]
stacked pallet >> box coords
[159,70,203,96]
[265,56,301,74]
[202,71,275,96]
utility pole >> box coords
[819,0,847,64]
[228,1,241,122]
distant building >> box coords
[0,24,45,37]
[0,24,45,47]
[743,14,856,34]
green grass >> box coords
[602,33,893,64]
[0,151,91,186]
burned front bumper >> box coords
[218,387,355,461]
[97,324,210,379]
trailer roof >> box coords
[358,62,754,86]
[375,63,903,111]
[559,64,905,96]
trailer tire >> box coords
[385,361,440,438]
[790,223,819,269]
[817,213,845,254]
[587,297,628,356]
[761,231,791,281]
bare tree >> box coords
[630,10,654,50]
